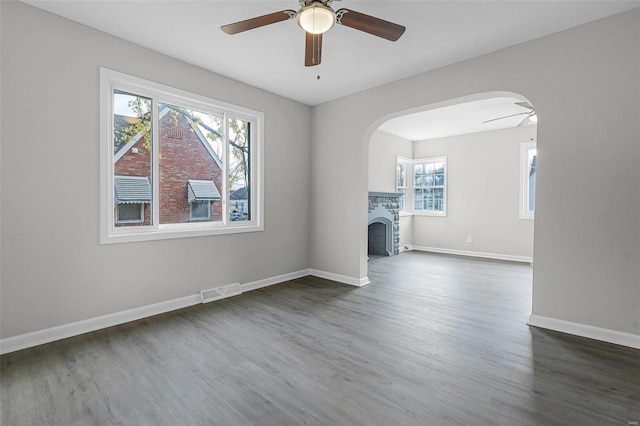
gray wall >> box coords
[412,126,536,258]
[311,10,639,335]
[0,2,312,338]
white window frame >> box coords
[519,141,536,220]
[100,68,264,244]
[116,203,145,224]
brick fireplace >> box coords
[368,192,401,257]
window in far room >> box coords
[413,156,447,216]
[396,155,447,216]
[520,141,537,219]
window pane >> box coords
[425,175,434,186]
[425,163,435,174]
[424,188,434,210]
[414,188,424,210]
[433,188,444,211]
[397,163,405,187]
[159,103,224,224]
[117,203,143,223]
[190,201,210,220]
[414,164,424,186]
[528,150,537,212]
[434,172,445,186]
[113,90,152,227]
[228,117,250,222]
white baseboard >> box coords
[240,269,310,292]
[528,314,640,349]
[0,269,309,355]
[0,293,202,355]
[309,269,370,287]
[411,245,533,263]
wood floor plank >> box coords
[1,252,638,425]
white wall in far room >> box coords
[412,125,536,259]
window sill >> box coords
[412,211,447,217]
[398,211,447,217]
[101,222,263,244]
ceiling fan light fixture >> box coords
[297,3,335,34]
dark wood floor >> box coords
[1,252,638,425]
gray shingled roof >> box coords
[114,176,151,204]
[188,180,221,203]
[230,187,248,200]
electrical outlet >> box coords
[466,236,473,243]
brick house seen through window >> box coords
[113,104,223,226]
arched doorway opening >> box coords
[366,91,537,267]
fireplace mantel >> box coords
[368,191,402,199]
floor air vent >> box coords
[200,283,242,304]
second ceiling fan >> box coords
[221,0,406,67]
[483,102,538,127]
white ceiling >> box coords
[22,0,639,107]
[378,96,536,141]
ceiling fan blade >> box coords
[221,10,296,35]
[515,101,534,111]
[305,32,322,67]
[483,111,530,124]
[335,9,405,42]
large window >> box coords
[100,68,263,243]
[395,156,447,216]
[520,141,537,219]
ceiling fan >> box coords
[220,0,406,67]
[483,101,538,127]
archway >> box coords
[365,91,537,274]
